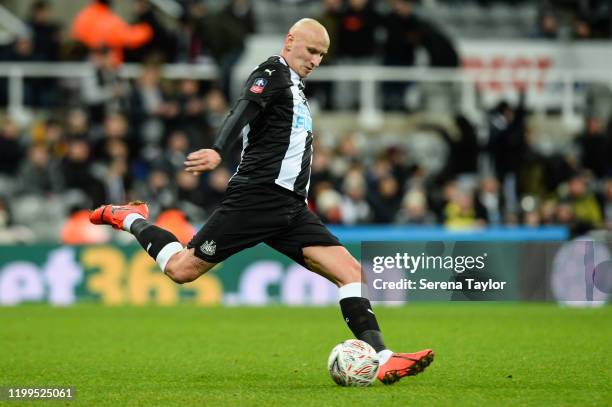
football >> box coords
[327,339,380,387]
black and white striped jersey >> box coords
[229,55,314,198]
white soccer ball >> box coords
[327,339,380,387]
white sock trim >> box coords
[123,213,145,231]
[377,349,393,365]
[338,282,369,300]
[156,242,183,272]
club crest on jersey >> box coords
[200,240,216,256]
[249,78,268,94]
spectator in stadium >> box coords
[174,1,206,63]
[136,168,176,219]
[474,175,504,225]
[91,112,138,163]
[0,118,25,177]
[335,0,382,109]
[314,186,344,224]
[395,187,436,225]
[60,137,105,207]
[487,96,527,214]
[125,0,177,63]
[533,9,559,39]
[99,140,133,205]
[542,153,576,198]
[554,198,595,238]
[539,198,558,226]
[424,116,479,183]
[201,88,231,155]
[129,64,176,160]
[17,144,64,196]
[443,188,486,229]
[330,131,363,179]
[202,88,229,128]
[317,0,342,63]
[368,174,402,224]
[175,170,206,221]
[308,144,336,203]
[169,79,207,150]
[71,0,153,66]
[5,36,35,62]
[571,0,612,39]
[339,166,372,225]
[24,0,61,107]
[200,166,232,216]
[386,145,412,192]
[521,208,541,227]
[38,118,67,159]
[555,200,574,225]
[223,0,257,36]
[337,0,380,60]
[192,0,256,99]
[602,178,612,229]
[366,153,393,187]
[516,130,549,200]
[27,1,61,61]
[573,18,593,39]
[408,15,460,109]
[411,19,459,68]
[153,130,190,176]
[65,108,92,141]
[81,47,131,128]
[310,0,342,110]
[452,115,480,174]
[431,178,457,222]
[574,116,610,178]
[396,11,461,110]
[382,0,418,111]
[0,196,35,244]
[562,172,603,229]
[4,36,46,107]
[0,197,11,234]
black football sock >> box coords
[339,283,387,352]
[130,219,183,272]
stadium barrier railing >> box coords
[1,62,611,128]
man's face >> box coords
[285,27,329,78]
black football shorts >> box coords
[187,183,341,266]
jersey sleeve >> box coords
[238,62,290,109]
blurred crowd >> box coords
[0,0,462,110]
[0,0,257,104]
[305,98,612,237]
[2,0,610,109]
[534,0,612,40]
[2,88,612,244]
[0,0,612,244]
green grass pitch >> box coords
[1,304,610,406]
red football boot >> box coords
[377,349,434,385]
[89,201,149,230]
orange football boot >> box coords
[377,349,434,385]
[89,201,149,230]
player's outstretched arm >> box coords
[184,99,261,175]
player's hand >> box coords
[184,149,221,175]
